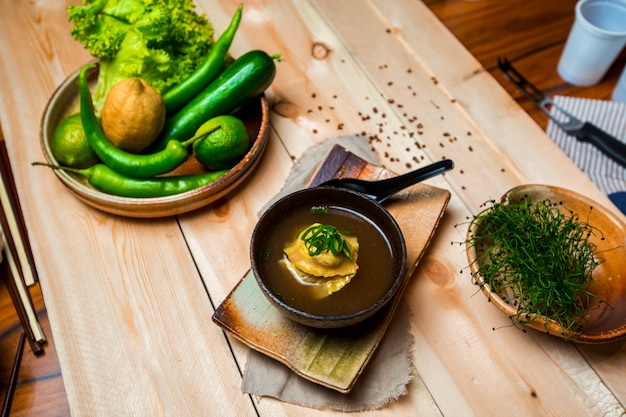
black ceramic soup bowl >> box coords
[250,186,407,328]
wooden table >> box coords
[1,0,625,415]
[423,0,626,130]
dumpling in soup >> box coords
[283,223,359,295]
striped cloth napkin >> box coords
[547,96,626,214]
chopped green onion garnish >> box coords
[301,224,353,260]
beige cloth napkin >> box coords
[241,136,415,411]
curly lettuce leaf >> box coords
[68,0,214,113]
[92,29,173,112]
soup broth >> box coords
[257,205,396,316]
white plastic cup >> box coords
[557,0,626,86]
[613,65,626,102]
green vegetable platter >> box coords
[38,3,277,217]
[466,184,626,343]
[40,63,270,218]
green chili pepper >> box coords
[162,4,243,115]
[33,162,229,198]
[78,64,212,179]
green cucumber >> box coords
[153,50,277,150]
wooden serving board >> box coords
[212,145,451,393]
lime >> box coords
[51,112,99,168]
[192,115,251,170]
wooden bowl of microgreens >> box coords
[466,184,626,343]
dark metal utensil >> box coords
[498,57,626,168]
[2,333,25,417]
[318,158,454,203]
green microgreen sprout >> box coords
[466,196,608,337]
[300,224,353,260]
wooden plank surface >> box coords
[0,0,625,416]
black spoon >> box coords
[318,159,454,203]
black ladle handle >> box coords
[320,159,454,202]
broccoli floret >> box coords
[68,0,214,113]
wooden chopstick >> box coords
[0,138,38,286]
[1,245,45,354]
[1,332,26,417]
[0,136,45,352]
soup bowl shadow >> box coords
[250,187,407,329]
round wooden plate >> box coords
[40,64,269,218]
